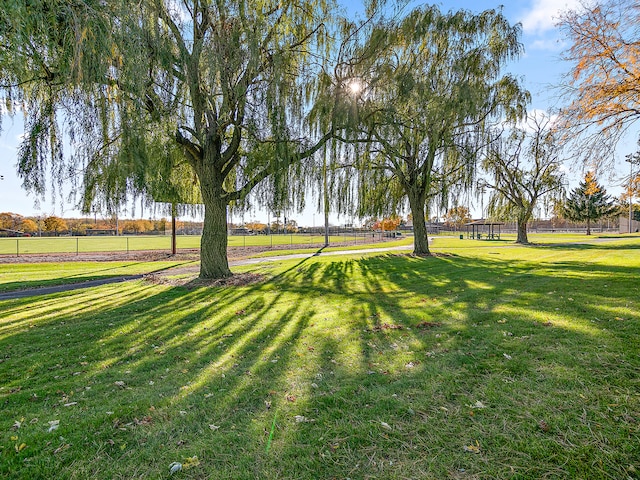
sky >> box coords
[0,0,634,225]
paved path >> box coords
[0,275,147,301]
[0,246,413,300]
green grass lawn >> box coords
[0,234,373,256]
[0,238,639,479]
[0,261,193,293]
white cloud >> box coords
[520,0,584,35]
[528,38,566,52]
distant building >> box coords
[619,215,640,233]
[0,228,29,237]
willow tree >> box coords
[481,114,565,244]
[346,6,529,255]
[0,0,335,278]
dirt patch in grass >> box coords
[144,271,266,288]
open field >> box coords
[0,233,379,256]
[1,231,634,258]
[0,237,639,478]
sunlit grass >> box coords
[0,261,190,293]
[0,233,384,256]
[0,238,639,478]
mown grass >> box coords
[0,261,191,293]
[0,234,372,256]
[0,238,639,479]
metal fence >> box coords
[0,230,396,256]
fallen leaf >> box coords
[366,323,404,332]
[294,415,316,423]
[169,462,182,474]
[416,321,442,329]
[114,381,126,388]
[15,443,27,453]
[63,402,78,407]
[503,353,512,360]
[538,420,550,432]
[134,416,153,426]
[470,401,487,409]
[463,441,481,454]
[380,422,392,430]
[53,443,70,455]
[47,420,60,433]
[286,395,296,403]
[183,456,200,469]
[209,424,220,430]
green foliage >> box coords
[339,5,529,253]
[563,172,617,231]
[1,0,342,277]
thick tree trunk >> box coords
[407,188,430,255]
[586,218,591,235]
[200,182,232,279]
[515,218,529,244]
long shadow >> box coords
[0,260,196,295]
[1,249,639,478]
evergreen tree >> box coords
[563,172,617,235]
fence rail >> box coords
[0,231,393,256]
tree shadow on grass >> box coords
[0,250,638,478]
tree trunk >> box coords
[515,218,529,244]
[586,218,591,235]
[200,181,232,279]
[407,188,430,255]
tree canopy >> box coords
[563,171,617,235]
[558,0,640,161]
[1,0,338,278]
[481,114,565,244]
[340,5,529,255]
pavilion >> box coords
[464,219,504,240]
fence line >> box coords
[0,231,394,256]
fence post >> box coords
[127,237,129,254]
[76,237,79,256]
[16,238,19,257]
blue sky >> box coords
[0,0,632,223]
